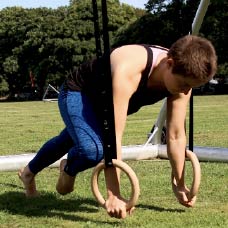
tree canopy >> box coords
[0,0,227,99]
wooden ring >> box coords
[172,150,201,198]
[91,159,140,210]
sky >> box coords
[0,0,147,10]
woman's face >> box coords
[165,72,208,95]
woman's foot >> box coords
[56,159,76,195]
[18,166,39,197]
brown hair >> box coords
[167,35,217,82]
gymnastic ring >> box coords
[172,150,201,198]
[91,159,140,210]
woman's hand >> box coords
[172,181,196,207]
[105,195,135,219]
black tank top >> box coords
[65,45,170,115]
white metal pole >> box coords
[191,0,210,35]
[0,145,159,172]
[0,145,228,172]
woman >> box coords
[19,35,217,219]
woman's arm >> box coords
[167,91,196,207]
[103,45,147,218]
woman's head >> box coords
[167,35,217,84]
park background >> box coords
[0,0,227,100]
[0,1,227,227]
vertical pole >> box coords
[189,95,194,151]
[189,0,210,151]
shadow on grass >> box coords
[0,182,184,225]
[0,182,24,189]
[0,191,120,225]
[137,204,185,213]
[0,191,97,215]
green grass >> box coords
[0,95,228,227]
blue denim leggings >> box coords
[29,87,104,176]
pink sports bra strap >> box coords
[149,46,168,77]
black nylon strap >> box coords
[92,0,117,167]
[101,0,117,167]
[92,0,102,59]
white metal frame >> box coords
[42,84,59,102]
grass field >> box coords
[0,95,228,227]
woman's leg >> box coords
[28,128,73,174]
[18,128,74,197]
[19,85,75,197]
[56,89,104,194]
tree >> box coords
[0,1,140,99]
[0,0,227,98]
[0,76,9,97]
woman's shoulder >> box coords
[111,44,148,55]
[110,44,148,70]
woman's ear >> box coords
[166,58,174,70]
